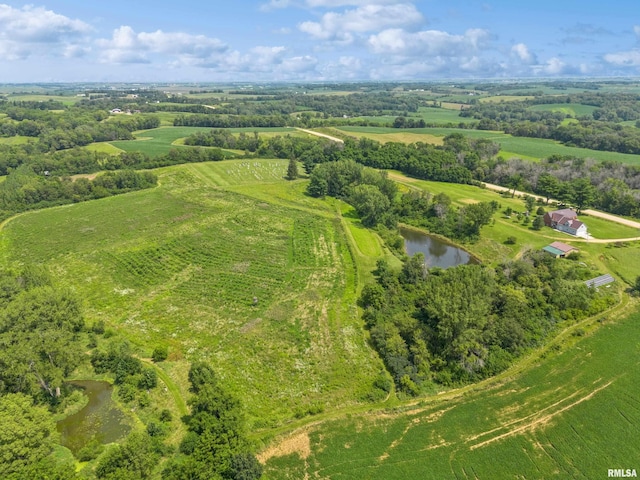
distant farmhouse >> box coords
[543,208,588,238]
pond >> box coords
[57,380,131,454]
[400,226,479,269]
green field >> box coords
[83,142,125,155]
[110,126,305,157]
[0,135,32,145]
[109,126,213,156]
[0,159,385,426]
[7,94,81,106]
[335,126,640,164]
[262,300,640,479]
[414,107,476,124]
[528,103,598,117]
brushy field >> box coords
[262,301,640,479]
[335,126,640,164]
[0,159,385,427]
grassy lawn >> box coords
[0,159,385,428]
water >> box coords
[400,226,478,269]
[57,380,131,454]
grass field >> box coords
[0,135,32,145]
[262,299,640,479]
[83,142,125,155]
[334,126,640,164]
[0,159,385,427]
[528,103,598,117]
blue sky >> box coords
[0,0,639,82]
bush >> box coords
[138,368,158,390]
[77,439,104,462]
[159,409,172,423]
[151,345,168,362]
[505,236,517,245]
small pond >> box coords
[400,226,479,269]
[57,380,131,454]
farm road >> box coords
[295,127,344,143]
[481,181,640,231]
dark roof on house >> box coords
[549,241,577,254]
[585,274,615,288]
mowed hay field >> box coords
[262,303,640,479]
[0,159,384,426]
[335,126,640,164]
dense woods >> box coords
[361,251,615,394]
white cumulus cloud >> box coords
[368,28,491,56]
[604,49,640,67]
[511,43,537,64]
[299,3,422,42]
[0,4,91,60]
[97,26,228,65]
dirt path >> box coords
[582,209,640,229]
[295,127,344,143]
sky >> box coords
[0,0,639,83]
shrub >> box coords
[151,345,168,362]
[505,236,517,245]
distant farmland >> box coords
[334,126,640,164]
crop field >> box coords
[480,95,536,103]
[262,302,640,479]
[109,126,213,156]
[335,126,640,164]
[6,94,81,105]
[0,159,384,426]
[109,126,307,156]
[414,107,476,124]
[528,103,598,117]
[333,128,444,145]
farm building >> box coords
[585,274,615,289]
[542,241,578,258]
[543,208,588,237]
